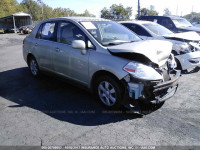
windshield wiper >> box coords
[103,40,136,46]
[103,42,121,46]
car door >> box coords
[53,21,91,84]
[34,22,57,70]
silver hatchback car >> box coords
[23,17,180,109]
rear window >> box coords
[122,23,151,37]
[36,22,56,41]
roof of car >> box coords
[139,15,184,20]
[120,20,157,25]
[44,17,109,22]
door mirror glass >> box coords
[72,40,86,50]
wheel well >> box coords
[172,50,178,56]
[90,70,123,92]
[175,57,182,70]
[27,53,35,66]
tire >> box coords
[28,56,40,77]
[94,76,123,109]
[175,58,182,70]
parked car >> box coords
[194,24,200,28]
[23,17,180,109]
[19,25,34,34]
[138,16,200,35]
[0,24,6,33]
[121,21,200,71]
[10,27,19,33]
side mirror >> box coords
[72,40,86,55]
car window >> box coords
[80,21,141,46]
[123,23,151,37]
[159,19,174,29]
[172,18,193,28]
[39,22,56,41]
[143,23,173,36]
[57,22,86,45]
[35,22,56,41]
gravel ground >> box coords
[0,34,200,149]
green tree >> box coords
[164,8,171,16]
[43,4,53,19]
[21,0,41,20]
[79,9,95,17]
[140,6,158,16]
[0,0,19,17]
[148,5,158,16]
[101,4,132,20]
[140,8,149,16]
[184,12,200,23]
[101,7,112,19]
[0,0,95,21]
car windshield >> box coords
[143,23,173,36]
[172,18,193,28]
[80,21,141,46]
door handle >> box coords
[35,43,38,46]
[55,48,60,52]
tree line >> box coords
[0,0,199,23]
[0,0,95,21]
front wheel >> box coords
[94,76,123,109]
[28,57,40,77]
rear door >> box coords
[34,22,57,70]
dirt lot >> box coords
[0,34,200,148]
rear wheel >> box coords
[28,57,40,77]
[94,76,123,109]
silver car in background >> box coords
[121,21,200,71]
[23,17,180,110]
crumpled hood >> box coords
[108,40,173,67]
[164,31,200,41]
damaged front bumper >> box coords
[127,70,181,104]
[175,51,200,70]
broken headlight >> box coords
[175,43,190,53]
[168,54,177,69]
[123,62,163,81]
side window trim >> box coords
[35,24,43,39]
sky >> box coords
[16,0,200,18]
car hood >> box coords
[108,40,172,67]
[178,26,200,33]
[164,31,200,41]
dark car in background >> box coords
[0,25,6,33]
[138,16,200,35]
[19,25,34,34]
